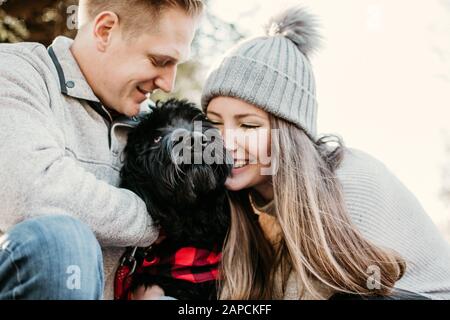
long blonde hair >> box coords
[219,116,406,300]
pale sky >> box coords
[206,0,450,233]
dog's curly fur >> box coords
[120,99,232,300]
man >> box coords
[0,0,203,300]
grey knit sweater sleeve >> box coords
[337,148,450,299]
[0,49,157,248]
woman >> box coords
[201,6,450,300]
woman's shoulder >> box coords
[335,148,407,198]
[334,147,425,232]
[336,148,388,179]
[335,149,450,300]
[334,147,440,253]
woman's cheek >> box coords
[254,130,271,164]
[242,131,261,161]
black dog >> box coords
[118,99,232,300]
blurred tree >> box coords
[0,0,77,44]
[0,0,243,104]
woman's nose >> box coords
[222,128,239,152]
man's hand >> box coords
[130,285,165,300]
[154,232,167,245]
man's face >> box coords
[97,8,198,117]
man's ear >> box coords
[93,11,120,52]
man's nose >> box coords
[154,65,177,93]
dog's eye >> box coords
[154,136,162,144]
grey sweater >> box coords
[0,37,159,299]
[336,149,450,299]
[281,148,450,300]
[1,37,450,300]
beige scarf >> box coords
[249,191,333,300]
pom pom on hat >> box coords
[264,6,322,58]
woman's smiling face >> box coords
[206,96,272,192]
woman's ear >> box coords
[93,11,120,52]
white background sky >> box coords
[206,0,450,235]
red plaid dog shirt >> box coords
[114,241,221,300]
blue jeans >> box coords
[0,215,104,300]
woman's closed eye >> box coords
[209,120,223,127]
[240,123,260,130]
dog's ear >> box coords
[120,138,178,231]
[119,142,153,206]
[120,125,161,203]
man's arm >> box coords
[0,52,158,247]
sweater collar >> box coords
[47,36,100,103]
[249,190,276,217]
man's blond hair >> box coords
[79,0,204,36]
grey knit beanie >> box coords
[201,6,321,138]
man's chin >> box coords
[122,102,142,117]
